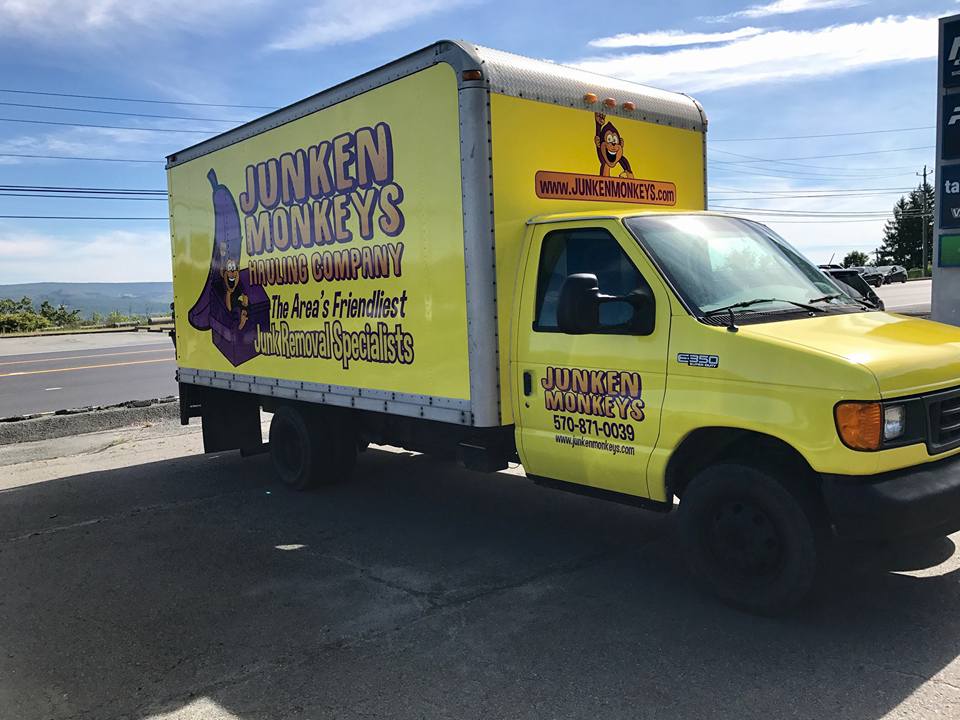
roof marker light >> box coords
[583,93,598,104]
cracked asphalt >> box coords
[2,416,960,719]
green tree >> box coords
[843,250,869,268]
[0,312,50,333]
[0,296,34,314]
[876,182,933,270]
[38,300,82,327]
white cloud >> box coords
[705,0,865,22]
[267,0,469,51]
[0,229,172,283]
[589,27,766,48]
[0,0,263,41]
[572,14,936,93]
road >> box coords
[877,278,931,314]
[0,332,177,417]
[0,417,958,719]
[0,281,936,418]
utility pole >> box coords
[918,165,930,277]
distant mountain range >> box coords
[0,282,173,317]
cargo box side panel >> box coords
[489,93,706,424]
[170,64,471,415]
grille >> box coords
[929,391,960,453]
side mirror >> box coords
[557,274,657,335]
[557,273,600,334]
[625,287,656,335]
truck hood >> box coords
[742,312,960,397]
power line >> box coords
[0,152,163,164]
[712,146,934,164]
[711,126,935,142]
[0,117,221,134]
[748,218,896,224]
[0,192,166,200]
[712,203,924,214]
[0,214,167,220]
[0,184,165,193]
[0,100,246,124]
[711,206,927,218]
[709,185,914,193]
[709,190,913,200]
[708,164,930,181]
[0,87,274,110]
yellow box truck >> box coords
[168,41,960,613]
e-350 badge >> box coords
[677,353,719,368]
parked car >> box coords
[850,266,885,287]
[823,268,885,310]
[883,265,908,284]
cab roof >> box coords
[526,209,746,225]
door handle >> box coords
[523,371,533,396]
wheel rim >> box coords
[707,499,784,578]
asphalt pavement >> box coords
[1,417,958,720]
[0,332,177,417]
[877,278,931,315]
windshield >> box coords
[624,214,856,315]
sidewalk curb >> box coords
[0,397,181,446]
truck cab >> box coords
[512,210,960,612]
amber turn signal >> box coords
[835,402,882,451]
[583,93,598,104]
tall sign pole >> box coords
[918,164,928,275]
[934,14,960,324]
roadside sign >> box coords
[941,164,960,229]
[945,17,960,89]
[943,98,960,160]
[935,14,960,323]
[940,235,960,267]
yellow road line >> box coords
[0,347,171,367]
[0,358,174,378]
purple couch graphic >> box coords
[188,169,270,366]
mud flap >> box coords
[191,386,262,454]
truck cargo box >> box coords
[167,40,706,428]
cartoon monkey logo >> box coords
[218,240,249,330]
[594,113,633,178]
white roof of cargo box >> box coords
[167,40,705,168]
[469,43,705,130]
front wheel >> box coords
[678,463,819,615]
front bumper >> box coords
[821,451,960,540]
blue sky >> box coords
[0,0,945,282]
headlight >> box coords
[836,401,920,451]
[883,405,905,441]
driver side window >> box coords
[534,227,650,333]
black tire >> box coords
[678,463,819,615]
[268,405,356,490]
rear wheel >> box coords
[679,463,819,615]
[269,405,356,490]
